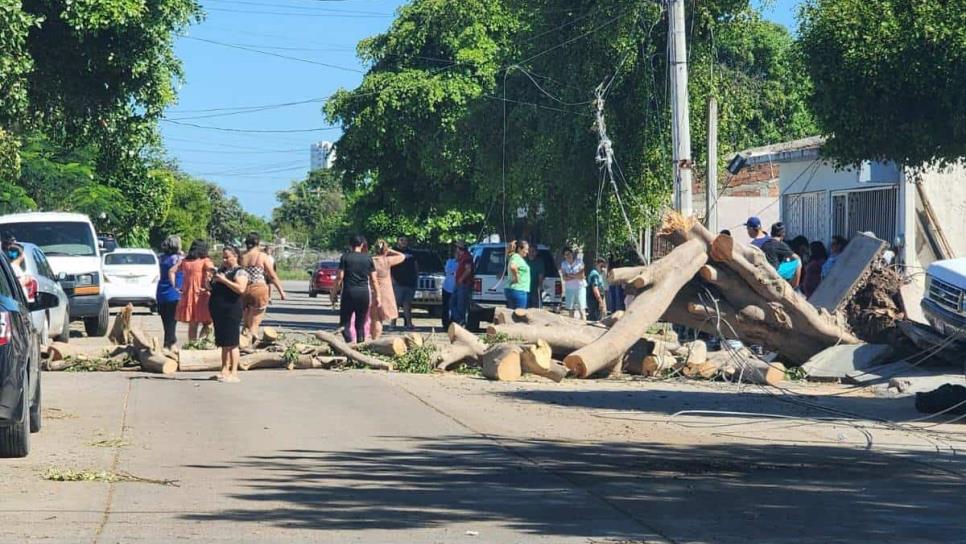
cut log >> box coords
[520,339,552,372]
[564,236,708,378]
[678,340,708,366]
[524,359,569,383]
[486,323,603,358]
[642,354,677,376]
[177,349,223,372]
[135,348,177,374]
[108,304,133,345]
[646,339,680,357]
[403,332,424,348]
[730,358,786,387]
[363,336,408,358]
[683,359,724,380]
[314,331,394,371]
[285,354,317,370]
[47,342,77,362]
[239,353,286,371]
[129,328,154,352]
[239,334,253,350]
[608,266,648,285]
[480,344,522,381]
[436,323,488,371]
[314,356,349,369]
[259,327,280,347]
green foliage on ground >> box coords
[324,0,816,253]
[799,0,966,167]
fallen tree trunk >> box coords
[177,349,223,372]
[564,236,708,378]
[480,344,522,381]
[47,342,77,362]
[362,336,408,357]
[108,303,133,345]
[239,352,286,371]
[524,359,569,383]
[315,331,394,371]
[135,348,177,374]
[436,324,488,371]
[486,323,603,358]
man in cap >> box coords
[744,216,770,248]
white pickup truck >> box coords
[922,257,966,337]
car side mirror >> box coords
[56,272,66,282]
[306,268,314,276]
[28,291,59,312]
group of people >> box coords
[156,232,287,382]
[742,216,848,297]
[334,235,437,345]
[496,241,610,321]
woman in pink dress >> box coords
[173,240,214,342]
[370,239,405,339]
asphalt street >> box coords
[1,282,964,543]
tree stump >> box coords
[480,344,522,381]
[108,304,133,345]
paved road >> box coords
[3,282,965,543]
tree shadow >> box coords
[181,435,966,542]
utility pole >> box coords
[706,97,718,233]
[668,0,693,215]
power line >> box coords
[166,97,326,115]
[205,7,389,18]
[162,119,338,133]
[205,0,390,16]
[182,36,363,73]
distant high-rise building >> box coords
[310,141,336,171]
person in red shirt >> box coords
[451,243,474,326]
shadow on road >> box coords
[181,435,966,541]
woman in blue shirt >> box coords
[156,235,183,350]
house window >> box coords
[831,187,898,243]
[783,191,828,243]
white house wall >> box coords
[917,163,966,258]
[715,196,781,246]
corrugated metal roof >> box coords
[739,136,826,166]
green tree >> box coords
[326,0,815,253]
[799,0,966,166]
[272,169,347,249]
[152,172,212,246]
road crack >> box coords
[91,377,134,544]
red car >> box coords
[308,260,339,298]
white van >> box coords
[0,212,109,336]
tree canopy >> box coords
[799,0,966,166]
[326,0,815,252]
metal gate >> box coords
[783,190,828,243]
[831,187,898,242]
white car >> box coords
[0,212,109,336]
[10,242,70,345]
[103,249,159,312]
[466,242,562,330]
[922,257,966,337]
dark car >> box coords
[308,260,340,298]
[0,253,58,457]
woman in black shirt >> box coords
[335,235,381,343]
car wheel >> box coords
[428,305,443,318]
[467,309,482,333]
[54,307,70,343]
[308,290,318,298]
[84,302,109,337]
[0,371,30,458]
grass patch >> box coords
[90,438,129,448]
[182,337,215,351]
[276,267,311,281]
[42,468,178,487]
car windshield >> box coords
[105,253,156,266]
[476,248,558,277]
[2,221,97,257]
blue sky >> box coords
[162,0,802,218]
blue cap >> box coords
[744,216,762,229]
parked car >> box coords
[466,243,561,330]
[103,249,159,312]
[308,260,339,298]
[10,242,70,346]
[411,249,446,317]
[922,257,966,337]
[0,213,109,337]
[98,233,119,253]
[0,253,59,458]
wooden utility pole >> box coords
[706,97,718,233]
[669,0,693,215]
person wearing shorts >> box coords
[240,232,286,339]
[560,248,587,320]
